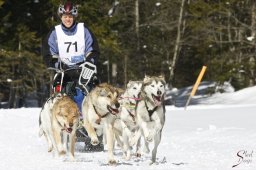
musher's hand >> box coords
[85,52,96,64]
[92,75,99,86]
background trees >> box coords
[0,0,256,108]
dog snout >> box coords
[157,90,162,96]
[69,123,73,127]
[115,102,120,108]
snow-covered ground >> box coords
[0,85,256,170]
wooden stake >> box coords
[185,66,207,110]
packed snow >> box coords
[0,85,256,170]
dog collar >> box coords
[119,96,142,101]
[54,114,66,131]
[121,101,136,110]
[93,105,109,124]
[127,109,136,123]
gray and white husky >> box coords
[135,75,166,164]
[113,81,142,160]
[81,83,121,165]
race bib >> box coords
[55,23,85,66]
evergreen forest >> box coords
[0,0,256,108]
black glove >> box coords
[85,53,97,64]
[44,55,58,67]
[51,58,58,66]
[58,62,70,70]
[92,75,100,86]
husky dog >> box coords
[39,93,79,160]
[81,83,121,164]
[135,75,166,164]
[113,81,142,160]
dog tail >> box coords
[39,126,44,137]
[38,111,43,137]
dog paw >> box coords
[122,153,126,159]
[149,160,158,165]
[129,134,139,146]
[59,150,66,156]
[125,156,131,161]
[108,159,117,165]
[96,129,103,136]
[146,134,153,142]
[149,161,154,165]
[124,128,132,137]
[91,139,99,146]
[129,138,136,146]
[125,152,131,160]
[135,152,141,157]
[155,125,162,134]
[48,146,53,152]
[69,155,75,161]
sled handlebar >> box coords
[47,66,81,73]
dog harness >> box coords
[126,109,136,123]
[122,102,136,122]
[119,96,142,101]
[144,101,158,121]
[54,114,67,131]
[93,104,109,124]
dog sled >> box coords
[47,61,104,151]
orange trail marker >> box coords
[185,66,207,110]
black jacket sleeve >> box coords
[84,24,100,65]
[42,28,57,67]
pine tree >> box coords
[0,0,47,107]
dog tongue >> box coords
[153,96,162,106]
[111,108,119,114]
[66,128,73,133]
[155,100,161,106]
[108,105,119,115]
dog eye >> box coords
[107,95,111,98]
[151,85,155,87]
[133,87,137,90]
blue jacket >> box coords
[43,22,100,67]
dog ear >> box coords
[158,75,166,83]
[128,80,138,88]
[143,75,151,83]
[127,81,132,88]
[99,89,107,97]
[115,87,124,97]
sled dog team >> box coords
[39,75,166,165]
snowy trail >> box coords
[0,105,255,170]
[167,105,256,170]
